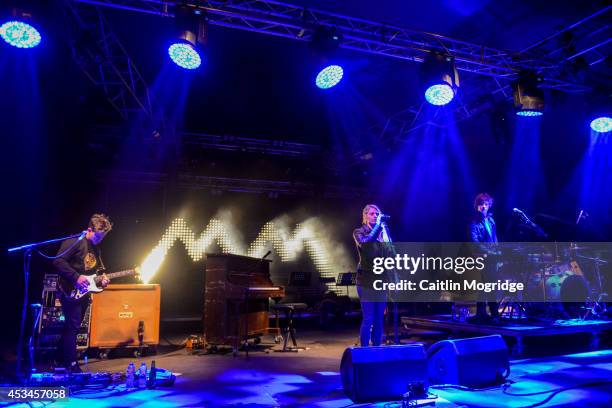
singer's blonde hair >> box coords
[362,204,381,225]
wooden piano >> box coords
[204,253,285,350]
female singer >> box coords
[352,204,392,346]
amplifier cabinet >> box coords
[89,284,160,348]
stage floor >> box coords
[10,327,612,407]
[401,315,612,356]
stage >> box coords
[401,315,612,356]
[6,325,611,407]
[2,1,611,407]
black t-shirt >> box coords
[52,237,103,285]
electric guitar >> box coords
[60,267,140,300]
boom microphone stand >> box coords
[8,231,86,382]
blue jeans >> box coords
[357,285,387,347]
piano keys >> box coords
[204,253,285,349]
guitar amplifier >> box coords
[89,284,160,348]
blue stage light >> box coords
[315,65,343,89]
[590,117,612,133]
[0,20,41,49]
[424,84,454,106]
[168,42,201,70]
[516,110,543,117]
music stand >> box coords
[337,272,356,297]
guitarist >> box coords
[53,213,112,372]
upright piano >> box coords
[204,253,285,349]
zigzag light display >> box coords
[140,218,340,291]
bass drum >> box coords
[544,260,587,301]
[546,261,590,317]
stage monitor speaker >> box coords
[427,334,509,388]
[89,284,160,348]
[340,344,427,403]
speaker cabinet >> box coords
[89,284,160,348]
[428,335,509,387]
[341,344,427,403]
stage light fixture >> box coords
[168,42,201,70]
[516,110,543,117]
[316,64,344,89]
[168,6,206,70]
[1,6,41,49]
[311,26,343,89]
[590,116,611,133]
[424,83,455,106]
[513,72,544,116]
[421,53,459,106]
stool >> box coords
[272,303,308,352]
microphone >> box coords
[576,209,588,225]
[262,250,272,260]
[77,230,88,241]
[512,208,532,223]
[380,214,391,220]
[513,208,547,238]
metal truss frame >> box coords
[89,125,321,158]
[98,170,368,198]
[180,131,321,158]
[70,1,608,166]
[64,0,162,121]
[357,6,611,156]
[73,0,597,93]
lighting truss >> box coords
[180,132,321,157]
[73,0,594,93]
[98,170,368,198]
[64,0,164,122]
[89,125,322,158]
[521,6,611,69]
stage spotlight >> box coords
[168,42,201,70]
[516,110,543,117]
[421,53,459,106]
[513,72,544,116]
[168,6,206,70]
[311,26,343,89]
[316,64,344,89]
[1,6,42,49]
[590,117,611,133]
[424,83,454,106]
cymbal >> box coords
[566,246,591,251]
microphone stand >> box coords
[8,232,85,383]
[516,210,548,239]
[381,223,400,345]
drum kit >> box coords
[504,242,609,319]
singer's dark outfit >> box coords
[353,223,389,346]
[468,213,500,318]
[53,238,103,367]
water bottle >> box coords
[146,360,156,389]
[138,362,147,388]
[126,362,135,389]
